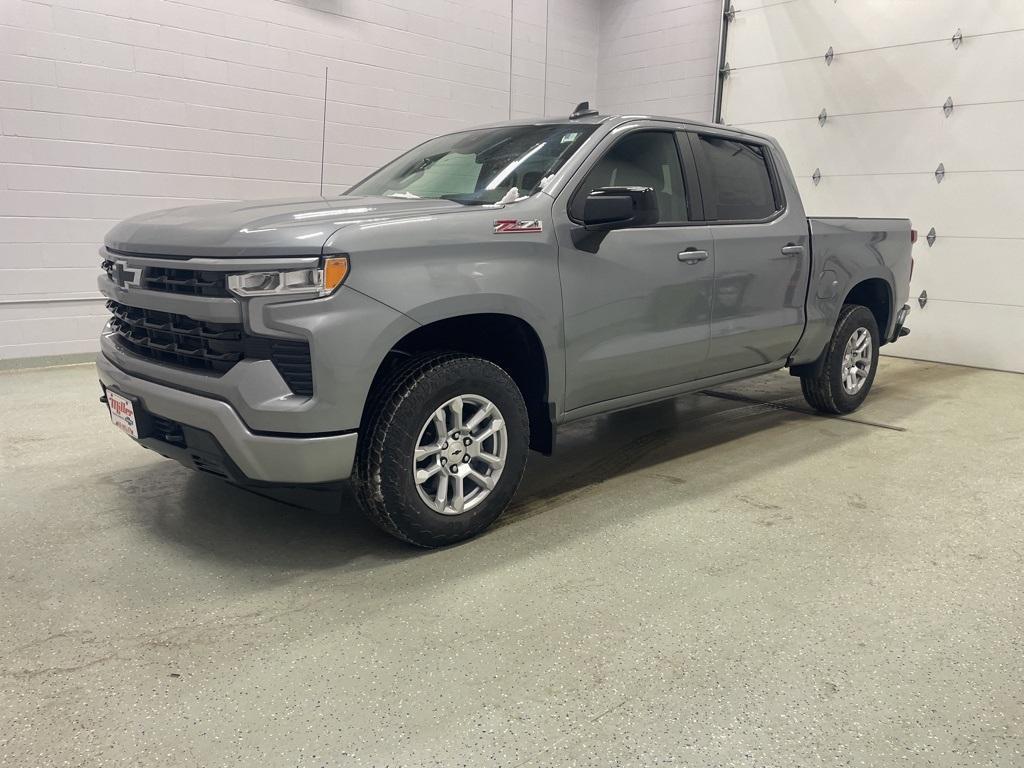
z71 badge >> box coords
[493,219,543,234]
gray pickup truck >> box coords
[97,106,913,546]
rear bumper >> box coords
[97,353,357,484]
[889,303,911,343]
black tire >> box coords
[800,304,880,414]
[351,353,530,547]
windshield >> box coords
[347,123,597,205]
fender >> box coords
[263,287,421,431]
[389,293,565,420]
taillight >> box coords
[909,225,917,280]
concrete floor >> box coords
[1,357,1021,767]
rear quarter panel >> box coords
[790,217,912,365]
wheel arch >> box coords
[842,277,894,341]
[362,311,557,454]
[790,275,894,379]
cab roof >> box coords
[472,112,773,143]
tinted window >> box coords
[696,136,778,221]
[572,131,689,223]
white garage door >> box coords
[720,0,1024,373]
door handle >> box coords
[678,249,709,265]
[780,245,805,256]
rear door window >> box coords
[694,135,780,221]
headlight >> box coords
[227,256,349,298]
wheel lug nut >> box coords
[463,455,470,463]
[463,437,472,446]
[440,457,447,465]
[450,465,458,474]
[442,441,448,449]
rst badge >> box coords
[493,219,543,234]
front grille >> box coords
[106,300,313,395]
[107,300,243,372]
[102,259,230,298]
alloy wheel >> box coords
[841,327,872,395]
[412,394,507,515]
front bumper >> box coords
[96,252,420,435]
[97,353,357,484]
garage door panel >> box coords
[883,299,1024,373]
[725,4,1023,373]
[752,101,1024,177]
[909,238,1024,308]
[798,173,1024,240]
[729,1,1024,69]
[723,33,1024,124]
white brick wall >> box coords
[0,0,707,360]
[597,0,720,119]
[511,0,600,120]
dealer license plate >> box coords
[107,390,139,439]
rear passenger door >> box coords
[688,132,811,374]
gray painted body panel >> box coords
[557,223,716,409]
[561,361,783,423]
[96,353,357,483]
[705,217,810,371]
[549,120,718,411]
[105,196,472,258]
[329,196,568,413]
[96,113,912,483]
[789,217,912,365]
[700,132,812,373]
[100,281,418,434]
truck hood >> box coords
[104,195,468,258]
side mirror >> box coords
[581,186,659,230]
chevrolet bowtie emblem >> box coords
[113,260,141,289]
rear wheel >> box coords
[352,353,530,547]
[800,304,880,414]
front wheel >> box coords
[352,353,530,547]
[800,304,880,414]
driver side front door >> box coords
[554,128,715,413]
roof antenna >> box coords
[570,101,598,119]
